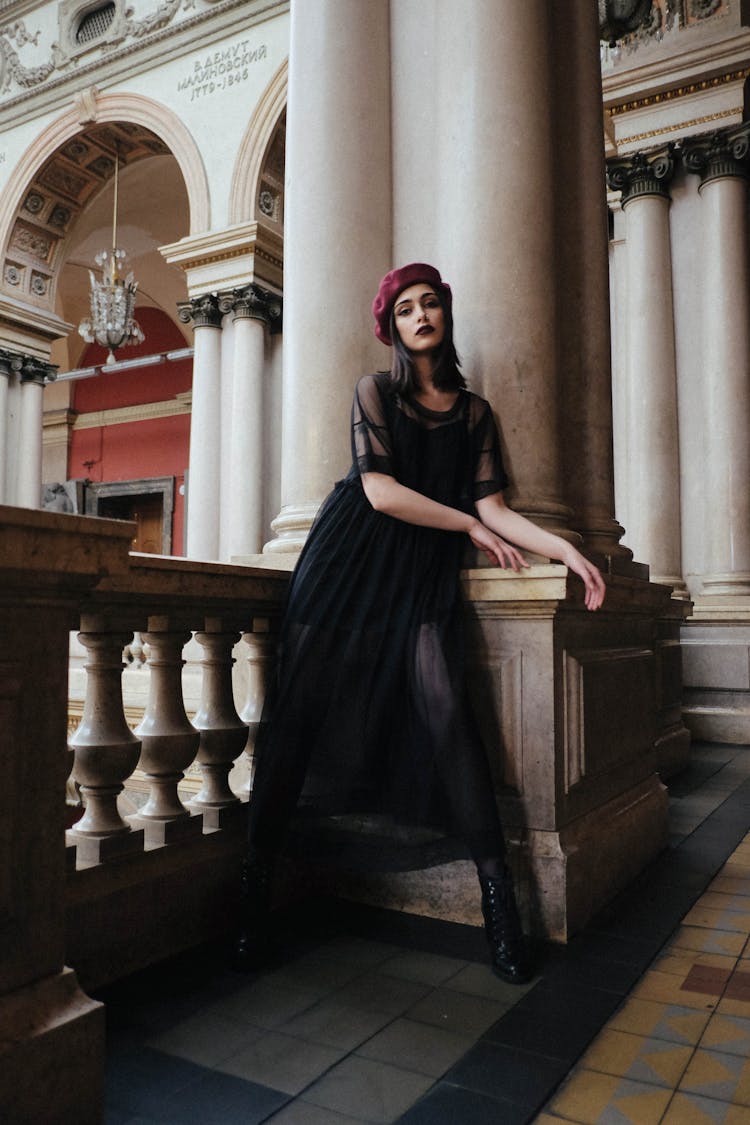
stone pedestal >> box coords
[301,566,678,941]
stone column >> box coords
[179,295,223,561]
[551,0,629,563]
[227,285,281,560]
[606,147,686,592]
[17,356,55,510]
[266,0,391,553]
[0,352,10,504]
[426,0,567,535]
[683,124,750,596]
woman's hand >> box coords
[561,545,606,611]
[468,520,530,571]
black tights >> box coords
[247,623,508,877]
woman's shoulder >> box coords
[463,387,495,418]
[356,371,395,400]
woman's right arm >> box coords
[361,471,528,570]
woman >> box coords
[240,263,605,984]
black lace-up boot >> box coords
[234,850,275,970]
[479,868,533,985]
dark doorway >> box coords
[85,476,174,555]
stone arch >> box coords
[228,57,287,226]
[0,91,210,316]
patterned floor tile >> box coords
[719,864,750,882]
[662,1091,750,1123]
[607,998,712,1045]
[630,969,720,1012]
[725,972,750,1003]
[578,1028,693,1088]
[682,906,750,935]
[680,1048,750,1107]
[533,1115,584,1124]
[700,894,750,916]
[710,877,750,899]
[701,1013,750,1058]
[653,950,737,979]
[665,926,747,958]
[548,1069,672,1124]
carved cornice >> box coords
[606,144,676,204]
[682,120,750,183]
[608,67,750,117]
[177,293,223,329]
[224,283,282,330]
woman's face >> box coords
[393,284,445,352]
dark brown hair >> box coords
[388,288,465,396]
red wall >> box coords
[69,307,192,555]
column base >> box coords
[264,502,321,555]
[682,599,750,743]
[0,967,105,1125]
[701,574,750,597]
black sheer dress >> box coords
[247,371,509,866]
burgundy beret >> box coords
[372,262,452,346]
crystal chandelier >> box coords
[79,151,144,366]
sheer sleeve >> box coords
[470,397,509,500]
[351,373,395,476]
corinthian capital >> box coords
[177,293,223,329]
[682,122,750,186]
[0,348,55,384]
[229,284,283,330]
[606,145,676,206]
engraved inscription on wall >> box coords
[177,41,267,102]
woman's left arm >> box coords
[475,492,606,611]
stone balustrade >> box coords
[0,505,287,1123]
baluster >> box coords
[67,625,144,864]
[236,618,275,798]
[190,620,248,829]
[129,621,203,847]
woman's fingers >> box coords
[577,559,606,611]
[470,524,529,571]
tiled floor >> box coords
[102,741,750,1125]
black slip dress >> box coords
[247,370,509,865]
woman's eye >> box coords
[397,306,412,317]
